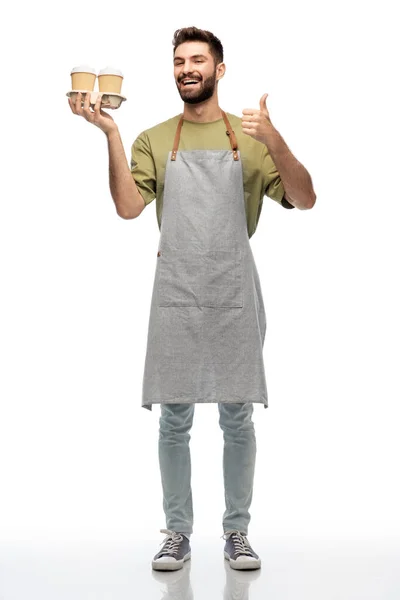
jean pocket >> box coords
[157,246,243,308]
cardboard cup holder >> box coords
[66,90,126,110]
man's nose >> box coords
[180,63,197,74]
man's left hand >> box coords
[241,93,272,144]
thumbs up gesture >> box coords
[241,93,272,144]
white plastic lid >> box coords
[70,65,96,75]
[98,66,123,77]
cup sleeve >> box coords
[130,131,156,207]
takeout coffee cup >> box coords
[98,66,124,94]
[70,65,97,91]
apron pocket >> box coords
[200,248,243,308]
[157,247,243,308]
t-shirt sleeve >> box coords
[262,146,295,209]
[130,131,156,207]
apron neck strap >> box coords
[171,110,239,161]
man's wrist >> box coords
[105,126,120,139]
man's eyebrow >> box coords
[173,54,208,62]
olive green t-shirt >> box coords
[130,112,294,239]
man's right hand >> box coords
[68,91,117,135]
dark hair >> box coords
[172,26,224,68]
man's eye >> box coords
[174,60,203,66]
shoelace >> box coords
[158,528,185,556]
[221,530,255,556]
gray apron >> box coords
[141,111,268,411]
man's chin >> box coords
[182,97,202,105]
[177,85,214,105]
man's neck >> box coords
[182,101,223,123]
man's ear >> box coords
[217,62,226,82]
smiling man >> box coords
[130,26,316,573]
[68,24,316,574]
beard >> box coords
[176,69,217,104]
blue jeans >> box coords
[158,402,257,538]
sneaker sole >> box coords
[224,551,261,570]
[152,551,191,571]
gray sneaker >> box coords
[152,529,192,571]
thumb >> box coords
[259,93,268,112]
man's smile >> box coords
[180,79,201,87]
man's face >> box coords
[173,41,222,105]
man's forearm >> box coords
[262,123,316,210]
[106,128,144,218]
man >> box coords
[68,26,316,572]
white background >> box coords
[1,0,399,560]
